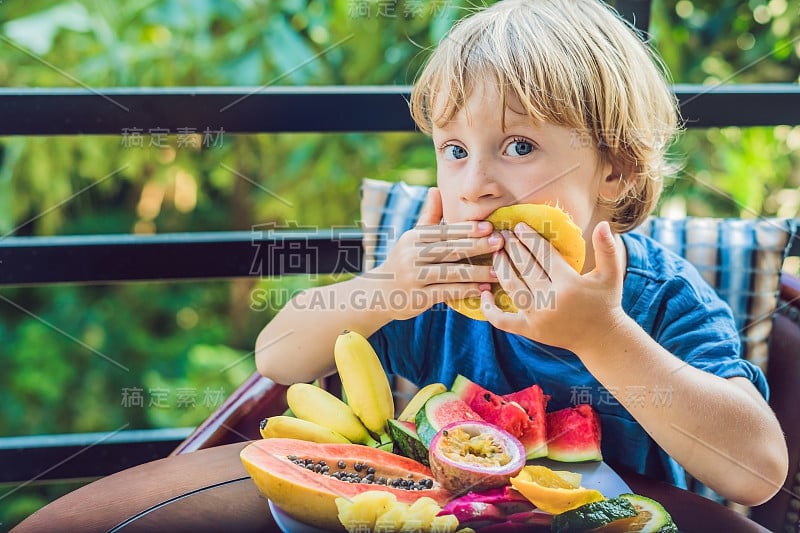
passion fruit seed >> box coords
[287,455,433,490]
[440,427,512,468]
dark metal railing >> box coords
[0,428,193,484]
[0,230,364,285]
[2,84,800,136]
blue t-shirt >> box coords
[368,232,768,488]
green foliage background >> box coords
[0,0,798,527]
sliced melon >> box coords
[414,391,482,448]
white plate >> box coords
[267,461,631,533]
[525,458,631,498]
[269,499,326,533]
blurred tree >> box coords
[648,0,800,217]
[0,0,798,527]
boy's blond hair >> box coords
[410,0,680,232]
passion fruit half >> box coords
[428,420,526,496]
[446,204,586,321]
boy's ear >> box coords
[599,165,635,202]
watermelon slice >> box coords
[414,391,483,448]
[546,404,602,462]
[451,374,549,460]
[503,385,549,460]
[451,375,529,436]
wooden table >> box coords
[13,441,769,532]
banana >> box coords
[333,330,395,444]
[287,383,380,447]
[260,415,351,444]
[397,382,448,423]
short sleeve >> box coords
[651,276,769,401]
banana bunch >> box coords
[259,330,395,449]
[260,415,350,444]
[334,330,395,446]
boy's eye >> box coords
[505,139,534,157]
[444,145,468,160]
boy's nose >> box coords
[459,158,501,205]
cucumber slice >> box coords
[551,493,678,533]
[610,493,678,532]
[550,497,637,532]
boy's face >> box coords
[430,82,618,237]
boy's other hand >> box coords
[481,220,627,355]
[369,187,503,321]
[417,186,444,226]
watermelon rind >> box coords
[387,419,429,466]
[450,374,478,398]
[414,391,482,448]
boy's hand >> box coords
[482,220,627,354]
[369,187,502,320]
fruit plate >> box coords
[267,460,631,533]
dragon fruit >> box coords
[437,485,552,530]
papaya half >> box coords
[447,204,586,321]
[240,438,454,531]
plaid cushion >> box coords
[360,179,797,369]
[360,178,430,271]
[636,218,796,371]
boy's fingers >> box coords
[481,290,522,333]
[512,223,571,279]
[415,187,443,227]
[427,283,488,304]
[591,221,620,282]
[416,235,503,262]
[501,230,551,296]
[415,264,496,284]
[415,221,495,242]
[492,250,531,300]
